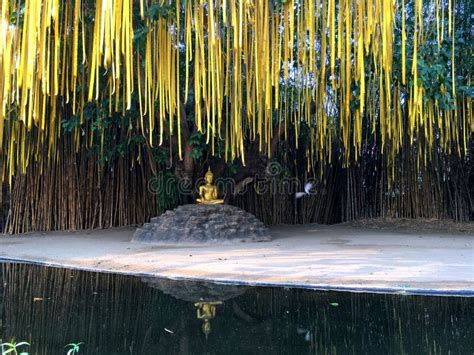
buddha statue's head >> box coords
[205,168,214,184]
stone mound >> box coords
[132,204,271,244]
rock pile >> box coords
[133,204,271,244]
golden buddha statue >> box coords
[196,168,224,204]
[194,301,223,338]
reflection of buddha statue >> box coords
[194,301,223,338]
[196,168,224,204]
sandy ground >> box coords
[0,222,473,296]
[347,217,474,234]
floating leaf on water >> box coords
[33,297,49,302]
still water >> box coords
[0,263,472,354]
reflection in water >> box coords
[195,301,222,339]
[0,263,472,354]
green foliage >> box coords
[148,145,181,211]
[60,95,147,165]
[189,132,206,161]
[152,146,170,166]
[414,37,468,111]
[61,117,81,133]
[0,341,84,355]
[65,342,84,355]
[154,172,181,212]
[225,162,239,176]
[1,341,30,355]
[133,25,149,45]
[9,10,23,25]
[147,3,175,21]
[391,2,473,110]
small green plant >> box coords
[0,341,30,355]
[65,343,84,355]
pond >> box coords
[0,263,472,354]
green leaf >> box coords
[15,343,30,347]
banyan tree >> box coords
[0,0,472,233]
